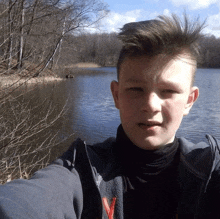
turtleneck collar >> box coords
[114,124,180,177]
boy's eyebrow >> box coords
[125,78,143,83]
[157,80,178,86]
[157,80,185,92]
[157,79,184,87]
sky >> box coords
[96,0,220,37]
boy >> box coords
[0,14,220,219]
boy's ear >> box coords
[110,80,120,109]
[183,86,199,116]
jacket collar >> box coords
[88,133,218,183]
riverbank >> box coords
[0,62,104,88]
[69,62,101,68]
[0,75,63,88]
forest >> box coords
[0,0,109,78]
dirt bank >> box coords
[66,62,101,68]
[0,75,63,88]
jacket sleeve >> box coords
[0,160,83,218]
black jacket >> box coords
[0,135,220,219]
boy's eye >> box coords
[161,89,177,94]
[127,87,143,92]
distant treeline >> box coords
[58,32,122,67]
[198,36,220,68]
[59,33,220,69]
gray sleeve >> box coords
[0,163,83,219]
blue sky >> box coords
[96,0,220,37]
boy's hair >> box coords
[117,14,205,83]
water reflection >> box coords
[63,71,120,144]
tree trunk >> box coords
[54,19,66,69]
[6,0,13,69]
[17,0,25,69]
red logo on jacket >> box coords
[102,197,117,219]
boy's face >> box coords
[111,53,199,150]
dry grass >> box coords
[66,62,101,68]
[0,75,63,88]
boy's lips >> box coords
[138,121,162,130]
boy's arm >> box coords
[0,163,83,219]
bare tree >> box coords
[34,0,109,75]
[16,0,25,69]
[0,0,109,75]
[0,0,109,184]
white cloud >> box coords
[170,0,218,10]
[163,9,171,16]
[100,10,143,32]
[204,12,220,37]
[98,9,174,33]
[87,7,220,34]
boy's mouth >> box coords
[138,122,162,130]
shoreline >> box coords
[0,75,63,88]
[65,62,101,68]
[0,63,111,88]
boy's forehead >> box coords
[119,53,196,85]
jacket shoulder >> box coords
[206,135,220,171]
[178,135,220,179]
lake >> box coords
[6,67,220,157]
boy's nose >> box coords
[141,92,161,113]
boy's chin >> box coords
[132,136,175,150]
